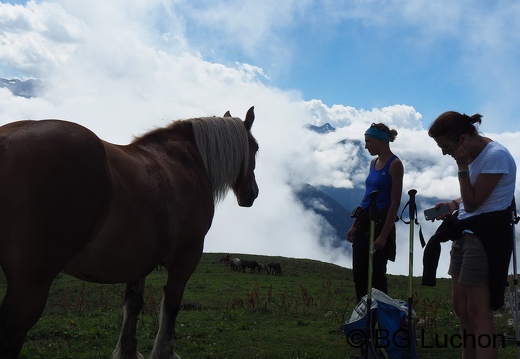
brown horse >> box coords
[0,107,258,359]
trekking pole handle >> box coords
[369,190,379,222]
[408,189,417,221]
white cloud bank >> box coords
[1,1,520,278]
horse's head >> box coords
[226,106,259,207]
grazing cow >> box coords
[268,262,282,276]
[241,260,259,273]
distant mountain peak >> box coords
[0,78,44,98]
[295,183,352,251]
[306,123,335,134]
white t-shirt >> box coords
[458,141,516,220]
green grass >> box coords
[0,253,518,358]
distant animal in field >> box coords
[0,107,258,359]
[218,254,231,265]
[268,262,282,276]
[241,260,260,273]
[257,263,270,274]
[230,258,242,271]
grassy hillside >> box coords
[0,253,517,358]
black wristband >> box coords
[458,169,469,179]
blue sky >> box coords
[161,0,520,133]
[1,0,519,274]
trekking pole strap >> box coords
[400,199,426,248]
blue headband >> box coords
[365,127,391,142]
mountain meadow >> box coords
[1,252,518,358]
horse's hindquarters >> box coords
[0,120,113,359]
[0,120,110,279]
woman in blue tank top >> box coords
[346,123,404,302]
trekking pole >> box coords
[513,239,520,359]
[407,189,417,359]
[365,190,379,359]
[511,198,520,358]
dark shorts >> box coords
[448,232,489,287]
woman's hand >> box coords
[453,137,470,167]
[374,235,387,251]
[346,227,355,243]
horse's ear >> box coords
[224,111,231,117]
[244,106,255,131]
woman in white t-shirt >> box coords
[428,111,516,359]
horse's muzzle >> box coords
[237,184,258,207]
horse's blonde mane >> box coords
[190,116,249,203]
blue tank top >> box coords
[360,155,397,209]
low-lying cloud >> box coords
[1,1,519,278]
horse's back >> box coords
[0,119,109,195]
[0,120,110,275]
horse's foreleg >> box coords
[0,278,53,359]
[150,294,181,359]
[112,279,145,359]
